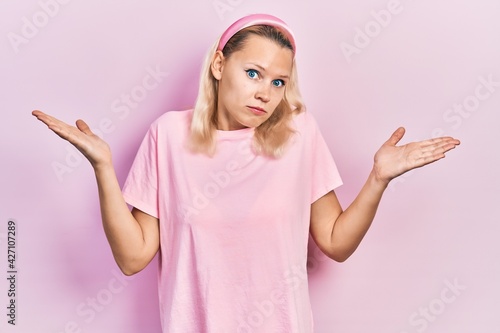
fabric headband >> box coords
[217,14,296,56]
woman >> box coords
[32,14,460,333]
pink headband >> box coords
[217,14,296,55]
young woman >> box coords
[32,14,460,333]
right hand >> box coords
[32,110,112,169]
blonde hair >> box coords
[187,25,305,158]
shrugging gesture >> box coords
[310,127,460,262]
[30,13,466,331]
[32,109,160,275]
[32,110,112,169]
[373,127,461,184]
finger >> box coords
[419,138,461,154]
[431,142,459,157]
[76,119,93,136]
[32,110,66,129]
[385,127,406,146]
[32,110,79,142]
[412,142,458,167]
[419,136,461,149]
[32,110,44,117]
[32,110,53,126]
[410,151,445,168]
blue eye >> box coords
[246,69,258,79]
[272,79,285,87]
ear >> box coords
[211,50,225,81]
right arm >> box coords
[32,110,159,275]
[94,164,159,275]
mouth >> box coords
[247,106,267,115]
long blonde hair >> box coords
[187,25,305,158]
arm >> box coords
[310,127,460,262]
[32,110,159,275]
[94,163,160,275]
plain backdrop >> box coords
[1,0,499,332]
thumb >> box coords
[75,119,93,135]
[386,127,405,146]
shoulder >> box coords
[291,110,321,135]
[147,109,192,137]
[151,109,192,129]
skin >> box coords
[31,35,460,275]
[310,129,460,261]
[211,35,293,130]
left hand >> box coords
[373,127,460,184]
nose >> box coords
[255,82,271,103]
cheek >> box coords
[233,75,253,95]
[223,74,249,98]
[219,78,237,104]
[271,89,285,106]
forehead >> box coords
[227,35,293,75]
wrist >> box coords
[93,159,115,175]
[369,167,390,190]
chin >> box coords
[245,119,266,129]
[246,114,272,128]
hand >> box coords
[373,127,460,184]
[32,110,112,169]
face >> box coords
[211,35,294,131]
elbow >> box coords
[120,267,140,276]
[113,248,158,276]
[336,254,353,263]
[329,253,350,263]
[116,258,147,276]
[326,247,354,263]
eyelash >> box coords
[245,69,286,88]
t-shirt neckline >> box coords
[216,127,255,140]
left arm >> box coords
[309,127,460,262]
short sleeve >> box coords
[122,122,159,218]
[307,113,343,203]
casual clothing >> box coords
[122,109,342,332]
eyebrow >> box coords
[248,63,290,80]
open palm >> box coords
[373,127,460,183]
[32,110,112,169]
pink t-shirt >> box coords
[122,109,342,333]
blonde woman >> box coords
[32,14,460,333]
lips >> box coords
[247,106,267,115]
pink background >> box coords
[1,1,499,332]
